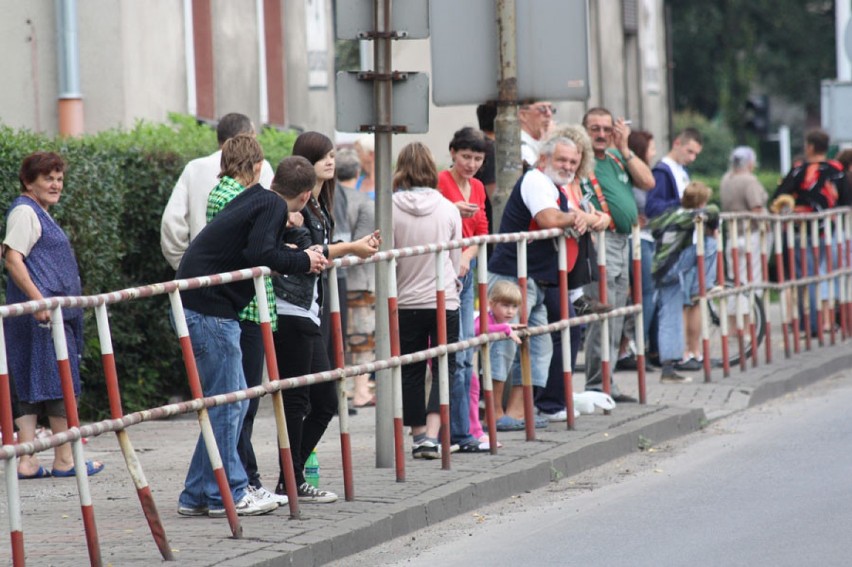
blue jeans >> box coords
[793,235,837,333]
[451,262,477,446]
[534,287,581,414]
[487,272,552,388]
[176,309,249,509]
[640,238,657,348]
[656,239,717,362]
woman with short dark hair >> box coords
[4,151,103,479]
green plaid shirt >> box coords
[207,176,278,330]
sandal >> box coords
[495,415,525,431]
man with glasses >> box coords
[580,107,655,402]
[519,100,556,168]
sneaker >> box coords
[297,482,338,503]
[248,485,288,508]
[208,491,277,518]
[177,504,208,517]
[674,356,702,371]
[573,295,614,316]
[660,371,693,384]
[536,408,568,422]
[412,439,440,459]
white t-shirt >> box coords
[520,168,561,218]
[661,156,690,198]
[3,205,42,256]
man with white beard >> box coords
[486,137,591,431]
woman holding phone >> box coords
[436,127,490,452]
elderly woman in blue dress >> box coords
[3,152,103,479]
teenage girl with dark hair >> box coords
[272,132,380,502]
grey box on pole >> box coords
[430,0,590,105]
[821,80,852,143]
[335,0,430,39]
[336,71,430,133]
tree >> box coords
[670,0,835,139]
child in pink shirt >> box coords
[471,280,523,448]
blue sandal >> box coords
[52,460,105,478]
[495,416,525,431]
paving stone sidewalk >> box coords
[2,340,849,566]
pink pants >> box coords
[468,372,484,440]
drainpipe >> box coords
[183,0,197,116]
[55,0,83,136]
[256,0,269,125]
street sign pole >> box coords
[492,0,521,231]
[373,0,395,469]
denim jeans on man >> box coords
[487,272,552,388]
[534,287,581,414]
[451,261,477,446]
[176,309,249,510]
[793,234,838,334]
[656,238,718,362]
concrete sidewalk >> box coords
[2,341,849,566]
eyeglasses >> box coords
[588,126,613,134]
[524,104,556,115]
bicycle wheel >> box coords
[706,280,765,366]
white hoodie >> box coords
[392,188,462,309]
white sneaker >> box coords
[297,482,338,503]
[248,485,288,508]
[536,408,568,422]
[208,490,277,518]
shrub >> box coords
[0,115,297,420]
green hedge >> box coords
[0,115,297,419]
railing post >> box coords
[0,321,25,567]
[824,214,836,345]
[785,219,800,353]
[799,221,812,351]
[50,305,103,566]
[597,230,611,398]
[326,268,355,500]
[744,220,759,367]
[759,219,772,364]
[386,257,407,479]
[516,239,536,440]
[558,234,575,428]
[731,218,746,371]
[836,213,848,340]
[775,218,791,358]
[811,217,824,346]
[477,245,498,453]
[94,303,173,560]
[630,225,647,404]
[695,218,711,382]
[434,250,452,468]
[717,226,730,378]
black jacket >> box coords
[272,199,333,310]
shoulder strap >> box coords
[587,173,616,231]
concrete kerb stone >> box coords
[749,345,852,407]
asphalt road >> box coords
[332,372,852,567]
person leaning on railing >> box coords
[174,153,326,519]
[392,141,462,459]
[771,128,851,337]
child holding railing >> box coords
[471,280,523,442]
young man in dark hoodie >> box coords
[645,128,703,219]
[175,155,326,518]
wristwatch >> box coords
[623,151,635,162]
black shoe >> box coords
[611,393,638,403]
[647,352,662,368]
[615,355,638,371]
[674,357,702,371]
[573,295,614,316]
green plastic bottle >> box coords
[305,449,320,488]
